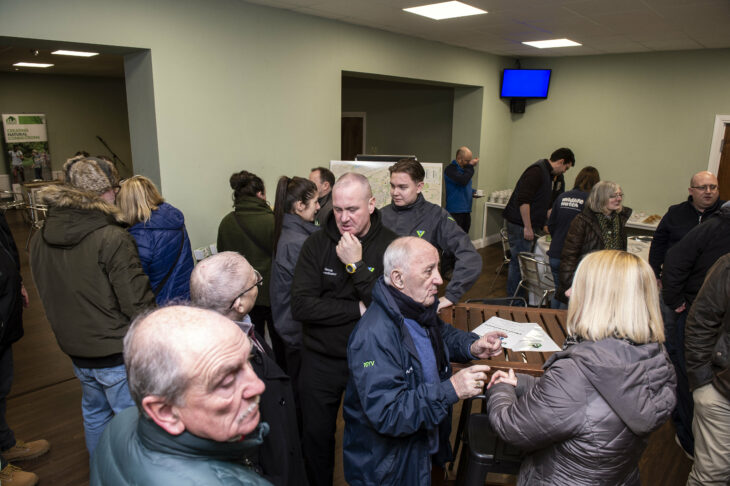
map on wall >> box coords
[330,160,443,208]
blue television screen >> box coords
[500,69,551,98]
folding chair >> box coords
[487,227,511,293]
[513,252,555,307]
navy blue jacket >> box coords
[546,188,588,259]
[343,278,477,485]
[444,160,474,214]
[648,196,724,279]
[128,202,194,305]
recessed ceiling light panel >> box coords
[13,62,54,68]
[404,1,487,20]
[522,38,582,49]
[52,50,99,57]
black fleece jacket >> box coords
[290,209,396,359]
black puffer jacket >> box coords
[488,338,676,486]
[557,206,631,303]
[662,203,730,310]
[0,213,23,348]
[686,253,730,399]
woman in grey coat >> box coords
[270,176,320,377]
[487,250,676,486]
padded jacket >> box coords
[557,206,631,304]
[270,213,319,347]
[128,202,194,305]
[218,196,275,306]
[0,212,23,348]
[343,278,477,486]
[686,253,730,399]
[90,407,272,486]
[662,203,730,310]
[648,196,724,279]
[30,185,155,361]
[488,338,676,486]
[381,194,481,303]
[291,209,396,359]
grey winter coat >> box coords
[488,338,676,486]
[270,214,319,347]
[381,194,481,303]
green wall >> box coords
[509,48,730,215]
[0,72,132,177]
[341,76,454,165]
[0,0,508,246]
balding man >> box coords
[190,252,306,486]
[343,237,504,485]
[444,146,479,234]
[90,306,271,486]
[291,172,397,486]
[650,171,724,459]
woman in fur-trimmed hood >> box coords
[30,155,155,455]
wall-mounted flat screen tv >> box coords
[500,69,552,98]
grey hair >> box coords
[586,180,621,214]
[123,307,189,418]
[383,237,419,285]
[190,251,250,315]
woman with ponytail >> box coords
[270,176,319,379]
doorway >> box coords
[708,115,730,200]
[341,112,365,161]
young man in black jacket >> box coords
[291,173,396,486]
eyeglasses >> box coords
[691,184,718,192]
[228,270,263,310]
[609,193,624,199]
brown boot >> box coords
[0,464,39,486]
[1,440,50,462]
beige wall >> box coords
[509,48,730,215]
[0,0,507,246]
[0,72,132,177]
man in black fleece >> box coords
[291,172,396,486]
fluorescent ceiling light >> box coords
[52,50,99,57]
[522,38,582,49]
[13,62,54,68]
[404,1,487,20]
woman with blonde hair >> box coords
[556,180,631,305]
[487,250,676,485]
[117,175,194,304]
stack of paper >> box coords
[472,316,561,352]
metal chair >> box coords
[488,227,511,292]
[513,252,555,307]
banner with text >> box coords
[2,114,51,182]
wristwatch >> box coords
[345,260,364,274]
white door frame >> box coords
[342,112,366,154]
[708,114,730,173]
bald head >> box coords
[190,251,258,318]
[383,237,442,306]
[124,305,247,413]
[688,171,720,211]
[455,146,474,168]
[333,172,373,199]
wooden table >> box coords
[439,303,569,376]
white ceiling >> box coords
[242,0,730,57]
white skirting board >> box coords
[471,234,501,249]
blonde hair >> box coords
[566,250,664,344]
[117,175,165,226]
[586,180,622,215]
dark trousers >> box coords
[299,348,349,486]
[0,346,15,451]
[249,305,288,373]
[662,300,694,455]
[285,346,304,436]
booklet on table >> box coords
[472,316,561,352]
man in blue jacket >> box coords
[444,146,479,234]
[343,237,505,485]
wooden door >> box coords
[717,124,730,200]
[341,116,364,161]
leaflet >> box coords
[472,316,561,352]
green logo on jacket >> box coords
[416,230,425,238]
[363,360,375,368]
[368,267,374,272]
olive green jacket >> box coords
[217,196,274,306]
[30,185,155,360]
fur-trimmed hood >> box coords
[39,184,124,249]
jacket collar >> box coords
[389,193,426,213]
[686,195,725,216]
[317,191,331,208]
[281,213,318,236]
[137,411,268,461]
[38,184,122,222]
[234,196,272,213]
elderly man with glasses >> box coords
[648,171,724,459]
[190,251,306,486]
